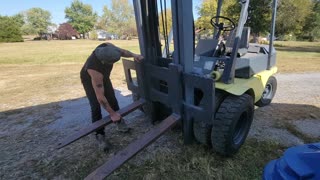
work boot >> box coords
[116,119,131,133]
[95,133,112,152]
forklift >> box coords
[57,0,278,179]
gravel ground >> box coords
[249,73,320,146]
[0,72,319,179]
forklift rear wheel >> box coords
[211,94,254,156]
[193,90,227,145]
[255,76,277,107]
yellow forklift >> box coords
[57,0,278,179]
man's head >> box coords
[94,45,121,64]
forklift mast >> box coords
[124,0,215,143]
[124,0,257,142]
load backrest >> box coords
[195,39,216,56]
[225,27,251,56]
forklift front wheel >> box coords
[211,94,254,156]
[193,90,227,145]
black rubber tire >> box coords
[193,90,227,145]
[211,94,254,156]
[132,93,168,123]
[255,76,277,107]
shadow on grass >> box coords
[255,103,320,143]
[255,103,320,121]
[275,46,320,53]
[0,89,133,137]
[0,89,134,180]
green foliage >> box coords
[0,16,23,42]
[226,0,271,36]
[195,0,234,31]
[22,8,52,36]
[247,0,271,36]
[95,5,112,31]
[21,24,37,35]
[159,9,172,38]
[65,0,97,35]
[196,0,318,41]
[276,0,313,38]
[11,13,25,28]
[301,1,320,41]
[89,30,98,40]
[196,0,218,31]
[195,0,271,38]
[98,0,136,36]
[282,34,296,41]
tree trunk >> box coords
[252,33,259,43]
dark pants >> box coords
[82,78,119,135]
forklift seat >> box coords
[225,27,251,57]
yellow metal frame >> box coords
[216,67,278,103]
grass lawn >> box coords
[0,39,319,72]
[0,40,319,179]
[275,41,320,73]
[110,139,284,180]
[0,39,141,64]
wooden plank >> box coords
[84,113,181,180]
[56,99,145,149]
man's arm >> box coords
[119,48,144,62]
[87,69,121,121]
[105,42,143,62]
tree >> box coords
[95,5,112,31]
[195,0,234,31]
[225,0,271,40]
[302,1,320,41]
[55,23,79,40]
[11,13,25,28]
[98,0,136,37]
[0,16,23,42]
[65,0,97,37]
[276,0,313,38]
[196,0,218,31]
[23,8,52,36]
[158,9,172,38]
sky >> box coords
[0,0,201,25]
[0,0,113,24]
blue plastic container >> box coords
[263,143,320,180]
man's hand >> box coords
[133,54,144,62]
[110,112,121,122]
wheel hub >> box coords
[262,83,273,100]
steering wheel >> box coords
[210,16,235,31]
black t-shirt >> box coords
[80,43,113,84]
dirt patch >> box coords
[0,70,319,179]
